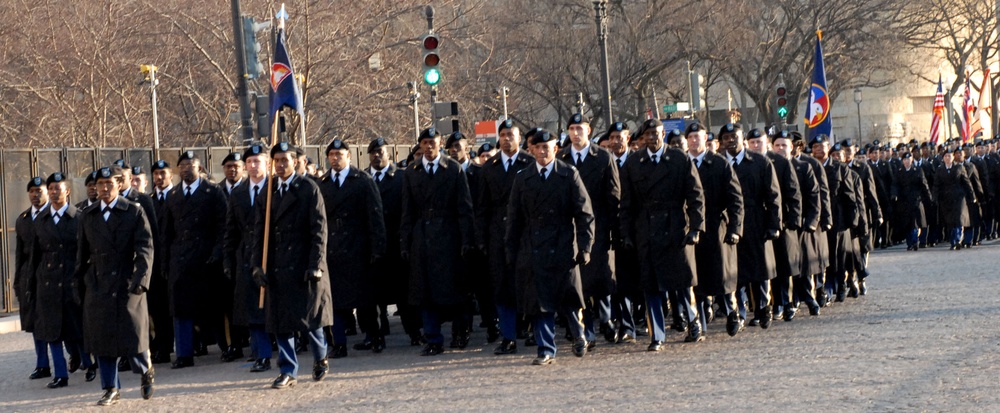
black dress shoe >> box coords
[97,388,120,406]
[486,326,500,344]
[251,358,271,372]
[493,339,518,355]
[372,336,386,353]
[531,355,554,365]
[835,290,846,302]
[313,360,329,382]
[420,343,444,356]
[222,346,244,362]
[69,355,81,373]
[783,309,796,322]
[684,330,705,343]
[117,358,130,372]
[151,352,172,364]
[85,365,98,382]
[353,340,374,351]
[617,333,635,344]
[29,367,51,380]
[193,343,209,357]
[670,320,687,333]
[816,291,829,308]
[171,357,194,369]
[141,368,154,400]
[47,377,68,388]
[524,336,537,347]
[759,306,772,329]
[572,339,587,357]
[272,374,296,389]
[647,341,664,352]
[450,334,470,349]
[726,313,742,337]
[602,322,618,343]
[859,280,868,296]
[409,334,423,346]
[809,305,821,316]
[636,326,649,337]
[327,344,347,359]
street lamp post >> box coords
[854,88,863,145]
[140,64,160,159]
[593,0,613,127]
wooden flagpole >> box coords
[259,112,280,309]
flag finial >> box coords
[276,4,288,30]
[816,30,823,41]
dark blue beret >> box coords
[445,132,467,148]
[902,152,913,159]
[685,123,707,135]
[746,128,765,139]
[270,142,295,157]
[719,123,741,136]
[477,143,495,156]
[112,159,127,168]
[498,119,515,134]
[707,132,716,142]
[368,137,388,153]
[529,129,557,145]
[178,151,198,163]
[326,139,349,154]
[567,113,589,128]
[46,172,66,186]
[418,128,440,141]
[26,176,44,191]
[608,122,628,134]
[222,152,243,166]
[131,166,143,175]
[151,160,170,172]
[85,170,99,185]
[243,145,265,159]
[666,129,684,141]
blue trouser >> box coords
[420,307,469,345]
[332,309,351,346]
[534,308,585,358]
[174,318,194,358]
[646,289,699,341]
[919,227,929,245]
[907,228,920,247]
[34,339,49,369]
[64,340,94,369]
[963,226,976,245]
[496,303,518,341]
[793,275,819,309]
[950,227,963,247]
[738,281,772,321]
[48,341,68,379]
[613,294,636,336]
[697,292,735,332]
[582,295,611,342]
[97,351,150,390]
[249,325,272,359]
[275,329,326,378]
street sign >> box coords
[662,118,687,132]
[662,102,691,113]
[475,120,499,146]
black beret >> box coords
[567,113,589,128]
[243,144,266,159]
[685,122,708,135]
[665,129,684,141]
[178,150,198,163]
[498,119,515,134]
[367,137,388,153]
[608,122,628,134]
[718,123,742,136]
[306,157,315,165]
[46,172,67,186]
[790,131,804,142]
[909,139,919,145]
[641,119,662,131]
[840,138,854,147]
[943,147,956,154]
[222,152,244,165]
[524,127,541,140]
[872,139,881,146]
[294,145,305,156]
[477,143,495,156]
[418,128,441,141]
[112,159,128,169]
[445,131,467,148]
[97,166,124,180]
[746,128,765,139]
[131,166,143,175]
[26,176,44,191]
[270,142,295,157]
[902,152,913,159]
[151,160,170,172]
[85,170,99,185]
[326,139,349,154]
[706,132,716,142]
[831,142,843,152]
[529,129,557,145]
[596,132,612,144]
[770,130,792,141]
[857,148,867,155]
[809,134,829,146]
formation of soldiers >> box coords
[12,113,991,405]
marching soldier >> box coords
[147,160,174,364]
[221,152,245,196]
[318,139,387,357]
[506,129,594,364]
[76,166,155,405]
[867,145,894,249]
[721,125,782,328]
[811,136,859,305]
[933,148,976,250]
[846,143,882,296]
[76,171,100,210]
[956,147,985,248]
[606,122,641,342]
[222,145,273,372]
[557,114,620,346]
[251,142,332,388]
[620,119,706,349]
[774,133,823,316]
[15,177,51,380]
[162,151,229,368]
[400,128,477,356]
[446,131,480,347]
[476,120,534,354]
[684,123,744,336]
[218,152,248,361]
[829,143,866,301]
[891,152,932,250]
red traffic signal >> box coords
[776,87,786,96]
[423,35,439,50]
[777,97,787,106]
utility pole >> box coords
[498,86,510,120]
[593,0,613,127]
[140,65,161,159]
[409,81,421,141]
[230,0,255,142]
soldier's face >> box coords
[902,156,913,168]
[868,150,879,162]
[153,169,172,190]
[720,132,742,156]
[977,146,987,156]
[706,140,718,153]
[498,128,521,155]
[95,177,121,204]
[245,155,268,181]
[686,131,706,155]
[478,149,496,164]
[955,150,965,162]
[86,181,98,200]
[369,146,389,170]
[843,147,855,162]
[224,160,245,184]
[942,152,954,165]
[47,182,69,207]
[746,137,768,154]
[28,186,48,208]
[420,137,441,161]
[273,153,296,179]
[811,142,829,161]
[642,127,664,151]
[830,150,843,162]
[448,140,468,161]
[531,140,557,165]
[772,138,792,158]
[567,124,590,148]
[178,159,199,184]
[608,131,629,156]
[327,149,350,172]
[130,174,147,193]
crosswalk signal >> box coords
[422,34,441,86]
[776,81,789,119]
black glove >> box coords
[765,229,780,240]
[223,267,233,281]
[370,253,381,264]
[575,251,590,266]
[684,230,700,245]
[806,225,818,233]
[787,222,801,232]
[622,238,635,250]
[823,224,833,231]
[252,267,267,287]
[400,250,410,261]
[129,284,147,295]
[724,232,740,245]
[304,269,323,283]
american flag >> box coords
[930,76,944,146]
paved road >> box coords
[1,242,999,412]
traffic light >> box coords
[421,34,441,86]
[242,16,269,79]
[776,81,789,119]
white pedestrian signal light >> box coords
[422,34,441,86]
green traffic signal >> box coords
[424,68,441,86]
[777,106,788,118]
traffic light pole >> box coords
[594,0,613,127]
[230,0,255,143]
[426,6,438,106]
[409,81,421,141]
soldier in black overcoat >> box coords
[891,152,932,250]
[16,177,52,380]
[506,129,595,365]
[867,145,894,248]
[251,143,333,389]
[605,122,642,342]
[319,139,387,357]
[367,138,423,346]
[684,123,744,337]
[223,145,272,372]
[557,114,620,346]
[400,128,477,356]
[162,151,229,369]
[756,131,803,321]
[476,120,535,354]
[774,134,823,317]
[970,142,993,242]
[720,126,782,329]
[846,143,882,296]
[147,160,174,364]
[956,148,984,247]
[75,171,99,210]
[446,131,480,348]
[811,135,859,307]
[933,148,976,249]
[76,166,155,405]
[619,119,706,349]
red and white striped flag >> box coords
[930,76,944,146]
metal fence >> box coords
[0,144,410,314]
